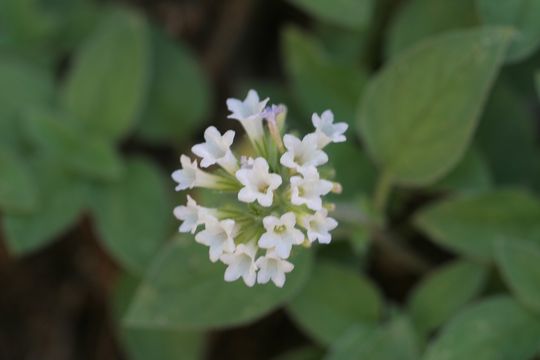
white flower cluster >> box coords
[172,90,347,287]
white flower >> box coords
[227,89,269,142]
[302,209,338,244]
[173,195,214,234]
[312,110,348,148]
[221,242,258,287]
[280,133,328,172]
[255,251,294,287]
[172,155,221,191]
[191,126,238,173]
[235,157,282,207]
[195,217,237,262]
[290,167,333,211]
[259,212,304,258]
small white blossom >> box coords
[221,242,258,287]
[255,251,294,287]
[173,195,214,234]
[235,157,282,207]
[302,209,338,244]
[227,89,269,142]
[172,155,221,191]
[312,110,348,148]
[191,126,238,173]
[195,217,237,262]
[259,212,304,258]
[280,133,328,172]
[290,167,333,211]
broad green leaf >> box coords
[2,159,88,255]
[414,189,540,260]
[122,328,204,360]
[407,260,487,334]
[477,0,540,63]
[536,70,540,98]
[326,315,420,360]
[0,147,38,213]
[283,27,367,127]
[0,55,54,147]
[137,29,210,144]
[496,240,540,313]
[113,274,205,360]
[386,0,477,58]
[62,6,150,140]
[432,149,492,194]
[288,0,373,30]
[287,261,381,345]
[358,28,512,186]
[22,108,123,181]
[475,82,540,189]
[91,158,172,274]
[125,235,313,330]
[423,296,540,360]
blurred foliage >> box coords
[1,0,540,359]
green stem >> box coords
[373,171,393,213]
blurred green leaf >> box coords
[273,347,323,360]
[91,158,172,274]
[2,159,88,255]
[288,0,373,30]
[125,235,313,330]
[0,55,54,147]
[0,147,38,213]
[359,28,512,186]
[62,6,150,141]
[496,240,540,313]
[423,296,540,360]
[326,315,420,360]
[536,70,540,98]
[23,108,123,181]
[283,27,367,127]
[414,189,540,261]
[432,149,492,194]
[137,29,210,144]
[113,274,205,360]
[475,82,540,189]
[477,0,540,63]
[386,0,477,58]
[407,260,488,335]
[287,261,381,345]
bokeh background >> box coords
[1,0,540,359]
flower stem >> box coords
[373,171,393,213]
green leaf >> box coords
[283,26,367,127]
[137,29,210,144]
[122,328,204,360]
[475,82,540,189]
[432,149,492,194]
[273,347,323,360]
[91,158,172,274]
[477,0,540,63]
[287,0,373,30]
[287,261,381,345]
[496,240,540,313]
[414,189,540,260]
[536,70,540,99]
[125,235,313,330]
[0,55,54,147]
[62,6,150,140]
[0,147,39,213]
[358,28,512,186]
[407,260,487,334]
[423,296,540,360]
[2,159,88,255]
[326,315,420,360]
[23,108,123,181]
[386,0,477,58]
